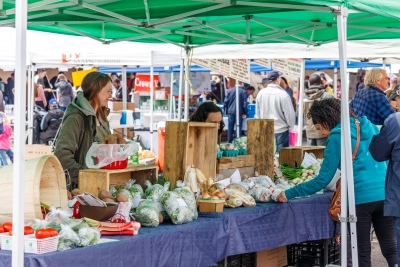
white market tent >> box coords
[6,0,400,265]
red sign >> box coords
[134,74,160,92]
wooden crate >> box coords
[247,119,275,178]
[79,164,159,196]
[217,155,255,170]
[279,146,325,167]
[217,155,255,180]
[163,122,218,189]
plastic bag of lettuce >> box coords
[161,192,193,225]
[133,199,160,227]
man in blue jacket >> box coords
[224,82,253,142]
[370,112,400,265]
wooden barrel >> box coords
[0,155,68,220]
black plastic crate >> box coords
[216,252,256,267]
[287,238,340,267]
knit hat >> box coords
[387,85,400,101]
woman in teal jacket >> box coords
[276,98,397,267]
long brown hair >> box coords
[81,72,112,122]
[34,83,39,98]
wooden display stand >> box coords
[279,146,325,167]
[247,119,275,178]
[79,164,159,196]
[163,122,218,189]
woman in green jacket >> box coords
[54,72,112,189]
[276,98,397,267]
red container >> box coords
[101,158,128,170]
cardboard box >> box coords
[257,246,287,267]
[25,145,53,160]
[108,101,135,112]
[279,146,325,168]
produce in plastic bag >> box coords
[271,188,283,202]
[113,188,133,203]
[85,141,140,169]
[224,189,256,208]
[45,206,72,224]
[134,199,160,227]
[183,166,199,194]
[226,183,247,193]
[173,187,198,220]
[253,176,275,188]
[78,227,101,247]
[160,191,194,225]
[145,181,170,202]
[31,219,50,231]
[58,224,81,251]
[65,218,89,232]
[225,196,243,208]
[249,187,272,202]
[241,178,255,190]
[125,179,144,199]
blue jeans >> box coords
[275,130,289,153]
[0,149,8,166]
[227,114,243,143]
[6,149,13,163]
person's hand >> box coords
[276,191,288,203]
[242,114,246,119]
[204,91,210,95]
[335,236,341,244]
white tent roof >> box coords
[192,39,400,64]
[0,27,183,67]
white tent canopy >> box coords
[0,27,183,67]
[192,39,400,63]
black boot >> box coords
[389,264,398,267]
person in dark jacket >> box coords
[39,99,64,144]
[224,82,251,142]
[369,112,400,266]
[54,72,112,188]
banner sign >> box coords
[134,74,160,92]
[254,59,271,68]
[192,58,250,83]
[287,58,302,77]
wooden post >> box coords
[163,121,189,189]
[247,119,275,178]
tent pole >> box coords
[150,52,154,152]
[337,6,359,267]
[296,59,305,146]
[235,80,240,139]
[27,65,33,145]
[178,59,184,121]
[122,66,127,138]
[334,68,338,98]
[170,71,174,119]
[184,49,190,121]
[13,0,27,265]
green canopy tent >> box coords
[4,1,400,266]
[1,0,400,46]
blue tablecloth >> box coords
[0,192,335,267]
